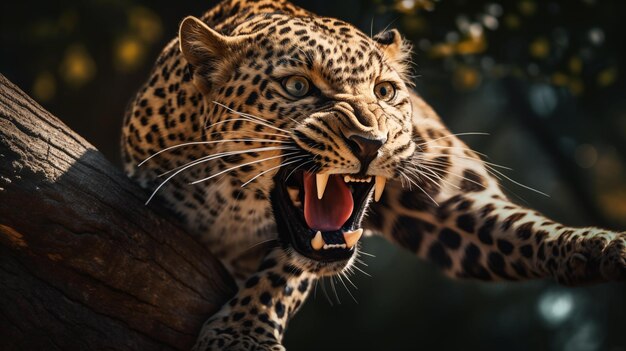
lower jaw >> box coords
[286,246,358,276]
[272,202,358,271]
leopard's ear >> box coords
[179,16,245,93]
[373,29,413,84]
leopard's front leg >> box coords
[373,183,625,285]
[367,94,625,285]
[194,248,314,351]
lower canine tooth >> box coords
[374,176,387,202]
[311,231,324,250]
[343,228,364,249]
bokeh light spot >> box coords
[128,6,163,44]
[518,0,537,16]
[551,72,569,86]
[32,72,56,102]
[538,290,574,326]
[588,27,605,46]
[568,78,584,96]
[517,0,537,16]
[597,66,618,87]
[59,44,97,87]
[486,3,503,17]
[529,83,557,117]
[569,57,583,74]
[453,66,481,91]
[504,14,521,29]
[115,36,146,72]
[530,37,550,58]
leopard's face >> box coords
[179,14,415,275]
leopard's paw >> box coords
[192,318,285,351]
[561,230,626,284]
[597,232,626,281]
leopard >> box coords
[121,0,626,349]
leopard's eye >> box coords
[283,76,310,97]
[374,82,396,101]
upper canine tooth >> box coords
[374,176,387,202]
[343,228,364,249]
[316,173,330,199]
[366,177,372,183]
[311,231,324,250]
[344,175,350,183]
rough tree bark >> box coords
[0,74,237,350]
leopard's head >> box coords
[179,13,415,275]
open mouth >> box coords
[271,167,386,264]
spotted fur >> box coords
[122,0,626,349]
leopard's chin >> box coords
[270,167,377,275]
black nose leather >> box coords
[347,134,386,173]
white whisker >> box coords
[191,151,300,185]
[138,139,293,167]
[159,146,296,177]
[285,159,314,182]
[145,146,295,204]
[212,101,291,134]
[351,263,371,277]
[241,156,306,187]
[330,276,341,305]
[205,118,289,135]
[336,273,358,304]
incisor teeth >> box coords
[374,176,387,202]
[343,228,364,249]
[316,173,329,199]
[343,175,373,183]
[311,231,324,250]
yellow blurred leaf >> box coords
[529,37,550,59]
[129,6,163,44]
[456,36,487,55]
[598,188,626,225]
[59,44,97,87]
[453,66,482,91]
[114,36,146,72]
[504,14,521,29]
[551,72,569,86]
[597,67,618,87]
[568,57,582,74]
[568,78,584,96]
[518,0,536,16]
[32,72,56,102]
[401,15,427,34]
[429,43,455,58]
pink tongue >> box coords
[303,172,354,231]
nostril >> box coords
[347,134,386,166]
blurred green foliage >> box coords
[1,1,625,350]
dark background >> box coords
[2,0,625,350]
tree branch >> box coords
[0,73,236,350]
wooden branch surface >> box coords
[0,74,236,350]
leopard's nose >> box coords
[346,134,386,172]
